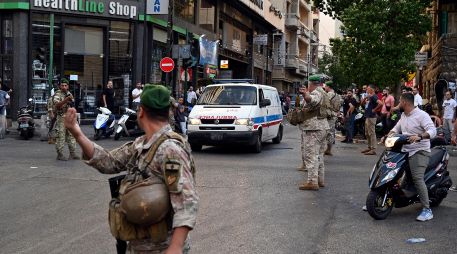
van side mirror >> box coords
[260,99,271,107]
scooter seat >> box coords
[426,148,445,172]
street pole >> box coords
[166,0,174,94]
[48,14,54,94]
[142,0,148,84]
[185,29,189,101]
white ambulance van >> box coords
[187,82,283,153]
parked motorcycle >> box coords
[114,107,143,140]
[17,98,35,140]
[94,107,115,140]
[366,134,453,220]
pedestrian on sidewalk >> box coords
[442,90,456,143]
[342,90,357,143]
[361,85,383,155]
[131,82,143,110]
[324,81,341,155]
[0,81,10,138]
[175,97,187,136]
[63,84,199,253]
[413,87,423,109]
[298,75,330,191]
[381,87,395,136]
[53,79,79,161]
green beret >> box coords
[308,75,321,82]
[325,81,334,87]
[140,84,171,109]
[60,78,69,84]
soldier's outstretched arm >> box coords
[65,108,94,158]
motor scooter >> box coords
[366,134,453,220]
[93,107,115,140]
[17,98,35,140]
[114,107,143,140]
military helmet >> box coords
[120,180,171,226]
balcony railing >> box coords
[285,54,299,69]
[298,59,308,74]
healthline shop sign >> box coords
[31,0,141,19]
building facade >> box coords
[0,0,320,120]
[419,0,457,112]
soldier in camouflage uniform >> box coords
[53,79,79,161]
[298,75,330,191]
[324,81,342,156]
[64,85,199,253]
[169,96,178,131]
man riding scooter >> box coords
[386,93,437,221]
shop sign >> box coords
[205,64,217,79]
[31,0,140,19]
[146,0,168,15]
[253,34,268,45]
[220,60,229,69]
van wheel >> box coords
[190,143,202,152]
[252,132,262,153]
[272,125,283,144]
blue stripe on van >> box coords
[251,114,282,124]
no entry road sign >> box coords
[160,57,175,73]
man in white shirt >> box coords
[187,86,197,106]
[389,93,436,221]
[131,82,143,110]
[413,87,423,109]
[442,90,457,141]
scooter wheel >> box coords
[94,130,102,140]
[114,132,121,141]
[366,188,393,220]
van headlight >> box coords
[235,119,253,126]
[188,118,201,125]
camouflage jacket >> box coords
[52,90,72,116]
[85,125,199,251]
[327,90,342,120]
[299,87,330,131]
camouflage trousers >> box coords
[326,118,336,145]
[55,116,76,155]
[302,129,327,184]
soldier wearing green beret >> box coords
[53,78,79,160]
[298,75,330,190]
[324,81,342,156]
[64,84,199,253]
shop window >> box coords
[199,0,216,32]
[175,0,195,23]
[108,21,134,113]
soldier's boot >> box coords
[325,145,333,156]
[297,163,307,171]
[57,152,68,161]
[298,182,319,191]
[69,152,80,160]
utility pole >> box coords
[165,0,174,93]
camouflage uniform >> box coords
[53,90,77,156]
[299,87,329,185]
[169,97,178,131]
[326,90,341,146]
[85,125,199,253]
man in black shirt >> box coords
[102,80,115,113]
[342,90,358,143]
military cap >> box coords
[308,75,321,82]
[141,84,171,109]
[325,81,334,87]
[60,78,69,84]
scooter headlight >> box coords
[235,118,254,126]
[382,168,399,182]
[385,137,399,148]
[188,118,201,125]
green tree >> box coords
[314,0,432,88]
[318,50,352,91]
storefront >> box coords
[1,0,144,119]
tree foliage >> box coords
[314,0,432,88]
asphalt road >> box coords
[1,124,456,254]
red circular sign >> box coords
[160,57,175,73]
